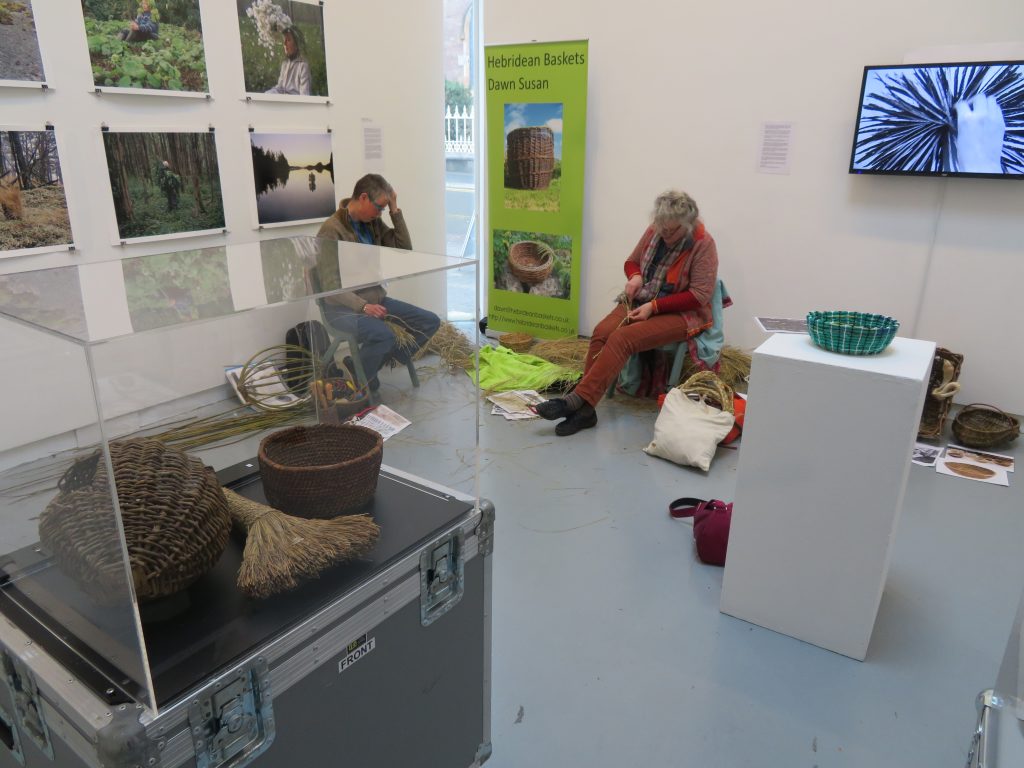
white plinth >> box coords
[720,334,935,660]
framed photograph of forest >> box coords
[101,129,225,243]
[250,130,334,227]
[82,0,209,94]
[0,0,47,87]
[1,127,73,259]
[122,245,233,332]
[237,0,329,100]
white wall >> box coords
[485,0,1024,414]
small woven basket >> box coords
[951,404,1020,449]
[259,424,383,518]
[505,127,555,190]
[806,311,899,355]
[918,347,963,439]
[498,332,535,354]
[678,371,735,413]
[39,439,231,603]
[508,240,555,284]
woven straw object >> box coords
[951,404,1020,449]
[679,371,735,413]
[499,332,535,354]
[806,311,899,355]
[259,424,383,518]
[918,347,963,439]
[508,240,555,284]
[39,439,231,603]
[505,127,555,190]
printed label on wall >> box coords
[485,40,588,338]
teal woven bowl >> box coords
[806,311,899,355]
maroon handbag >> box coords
[669,497,732,566]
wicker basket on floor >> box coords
[505,127,555,190]
[508,240,555,284]
[39,439,231,603]
[679,371,734,413]
[259,424,383,518]
[951,404,1020,449]
[918,347,963,439]
[498,332,535,354]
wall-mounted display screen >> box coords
[849,61,1024,178]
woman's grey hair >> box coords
[651,190,699,235]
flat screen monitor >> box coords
[849,61,1024,178]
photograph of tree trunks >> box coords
[101,130,225,240]
[0,129,73,256]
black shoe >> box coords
[368,377,380,392]
[555,405,597,436]
[534,398,573,420]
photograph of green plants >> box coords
[122,246,233,332]
[237,0,328,97]
[1,129,72,255]
[492,229,572,300]
[102,130,224,240]
[0,0,45,83]
[82,0,208,92]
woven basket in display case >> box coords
[806,311,899,355]
[499,332,535,354]
[505,127,555,190]
[951,404,1020,449]
[259,424,383,518]
[39,439,231,603]
[918,347,963,439]
[508,240,555,284]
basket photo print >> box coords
[493,229,572,299]
[503,102,563,212]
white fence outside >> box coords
[445,105,474,156]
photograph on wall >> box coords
[237,0,328,98]
[102,130,225,241]
[82,0,209,92]
[1,129,72,257]
[504,103,563,212]
[492,229,572,300]
[0,0,46,84]
[0,267,86,338]
[122,246,233,332]
[251,131,335,226]
[851,62,1024,176]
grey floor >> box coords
[377,354,1024,768]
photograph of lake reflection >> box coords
[250,131,335,225]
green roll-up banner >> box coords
[485,39,588,338]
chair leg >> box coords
[667,343,688,388]
[406,358,420,388]
[606,379,616,399]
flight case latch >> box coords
[188,658,275,768]
[1,650,53,761]
[420,532,465,626]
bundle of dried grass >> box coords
[225,488,380,599]
[530,338,589,373]
[384,316,418,353]
[422,320,476,369]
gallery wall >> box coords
[0,0,445,455]
[485,0,1024,415]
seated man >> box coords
[316,174,440,390]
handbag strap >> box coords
[669,497,707,519]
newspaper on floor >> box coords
[352,404,410,440]
[487,390,546,420]
[225,364,301,409]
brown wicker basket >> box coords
[499,332,535,354]
[951,404,1020,449]
[39,439,231,603]
[259,424,383,518]
[678,371,735,413]
[508,240,555,284]
[505,127,555,190]
[918,347,963,439]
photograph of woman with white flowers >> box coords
[237,0,328,97]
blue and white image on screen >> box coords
[851,63,1024,175]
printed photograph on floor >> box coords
[0,0,45,83]
[0,129,72,255]
[251,131,335,225]
[82,0,209,92]
[102,130,225,240]
[504,103,563,211]
[492,229,572,299]
[237,0,328,97]
[122,246,233,332]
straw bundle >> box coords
[422,320,476,369]
[384,317,418,354]
[237,345,314,411]
[225,488,380,599]
[679,371,734,413]
[499,332,535,354]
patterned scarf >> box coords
[619,231,692,304]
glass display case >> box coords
[0,236,480,715]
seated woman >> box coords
[535,190,718,436]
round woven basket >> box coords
[951,403,1020,449]
[505,127,555,190]
[259,424,383,518]
[806,311,899,355]
[499,332,535,354]
[679,371,735,413]
[508,240,555,285]
[39,439,231,603]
